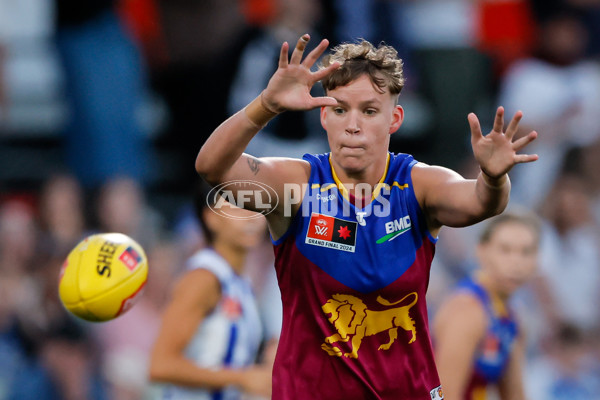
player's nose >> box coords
[345,111,360,134]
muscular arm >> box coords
[195,104,311,238]
[433,293,488,400]
[413,164,510,235]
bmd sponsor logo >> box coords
[376,216,412,244]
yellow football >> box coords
[59,232,148,322]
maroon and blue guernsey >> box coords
[458,277,519,400]
[271,152,444,400]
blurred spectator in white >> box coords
[95,176,165,250]
[53,0,151,188]
[498,9,600,209]
[534,173,600,337]
[526,323,600,400]
[228,0,329,159]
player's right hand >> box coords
[261,34,340,114]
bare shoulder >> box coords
[239,155,311,193]
[264,156,311,179]
[411,162,464,188]
[447,291,484,309]
[243,155,310,177]
[434,291,487,332]
[411,163,467,231]
[171,268,221,309]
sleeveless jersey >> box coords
[272,152,443,400]
[158,249,263,400]
[458,277,519,400]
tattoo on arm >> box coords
[247,157,262,175]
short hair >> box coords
[478,210,542,245]
[319,40,405,96]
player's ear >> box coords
[320,106,327,130]
[389,105,404,135]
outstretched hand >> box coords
[469,107,538,179]
[261,34,341,113]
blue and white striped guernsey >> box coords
[158,248,263,400]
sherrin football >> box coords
[59,233,148,322]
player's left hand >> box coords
[469,107,538,178]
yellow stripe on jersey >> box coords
[472,385,487,400]
[393,182,409,190]
[320,183,337,192]
[375,181,410,194]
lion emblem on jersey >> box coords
[321,292,418,359]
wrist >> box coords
[244,92,279,128]
[480,169,508,189]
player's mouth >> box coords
[341,145,364,151]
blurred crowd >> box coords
[1,0,600,399]
[0,174,279,400]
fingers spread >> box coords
[493,106,505,133]
[309,96,339,109]
[303,39,330,69]
[514,153,539,164]
[312,62,341,82]
[279,42,289,68]
[290,34,310,65]
[468,113,483,140]
[512,131,538,151]
[505,110,523,140]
